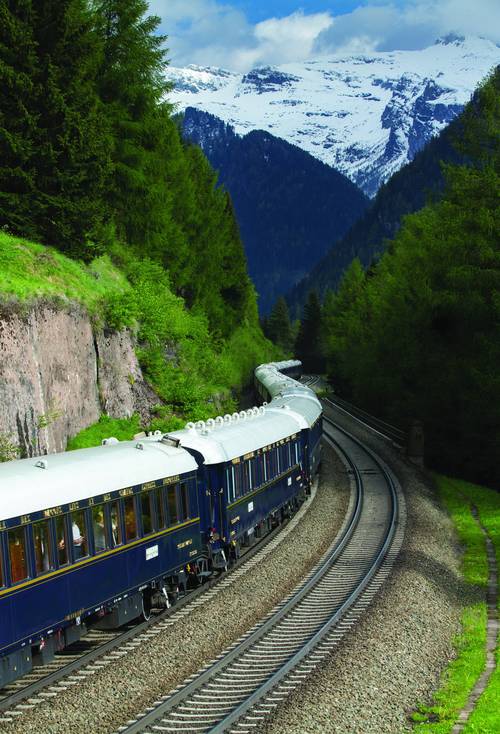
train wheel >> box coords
[141,590,152,621]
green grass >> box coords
[409,476,499,734]
[0,231,129,311]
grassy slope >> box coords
[0,232,279,448]
[0,231,129,308]
[410,476,499,734]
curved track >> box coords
[112,418,405,734]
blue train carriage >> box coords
[0,435,203,688]
[171,402,310,563]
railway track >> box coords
[0,485,318,725]
[324,396,405,447]
[112,418,405,734]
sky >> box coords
[148,1,500,71]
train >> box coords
[0,360,322,687]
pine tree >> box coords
[295,291,324,372]
[0,1,40,238]
[31,0,112,256]
[93,0,175,253]
[267,297,294,353]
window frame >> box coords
[7,524,30,585]
[33,518,54,576]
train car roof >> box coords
[0,439,197,523]
[171,406,306,465]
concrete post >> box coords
[407,419,424,466]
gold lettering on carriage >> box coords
[163,475,180,485]
[119,487,133,497]
[177,538,193,549]
[44,506,63,518]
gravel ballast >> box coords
[5,447,350,734]
[262,408,473,734]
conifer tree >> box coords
[31,0,112,256]
[267,297,294,353]
[0,0,39,238]
[295,291,324,372]
[93,0,176,254]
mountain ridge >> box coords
[182,107,368,314]
[167,36,500,197]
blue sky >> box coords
[148,1,500,71]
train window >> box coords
[55,515,69,567]
[91,505,108,553]
[141,492,153,535]
[154,487,166,530]
[295,442,299,464]
[226,468,233,502]
[33,520,53,575]
[243,462,251,494]
[233,465,242,498]
[109,501,123,546]
[263,453,268,482]
[8,526,28,584]
[166,485,178,525]
[179,483,189,521]
[124,496,138,542]
[70,510,88,560]
[0,540,4,587]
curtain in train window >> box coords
[124,496,138,541]
[109,501,123,546]
[8,526,28,583]
[0,539,4,587]
[179,483,189,521]
[33,519,53,575]
[91,505,108,553]
[70,510,88,560]
[226,468,233,502]
[154,487,166,530]
[242,462,251,494]
[141,492,153,535]
[55,515,69,566]
[167,485,179,525]
[233,464,242,498]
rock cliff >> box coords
[0,302,158,457]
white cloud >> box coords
[314,1,500,56]
[149,1,332,70]
[147,0,500,71]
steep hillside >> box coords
[168,36,500,197]
[182,108,368,314]
[287,110,464,315]
[0,233,277,459]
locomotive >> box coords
[0,360,321,687]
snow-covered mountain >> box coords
[166,36,500,197]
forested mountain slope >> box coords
[321,67,500,486]
[182,107,368,314]
[287,110,464,316]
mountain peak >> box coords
[434,33,466,46]
[167,38,500,196]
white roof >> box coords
[0,439,197,523]
[171,406,305,465]
[255,361,322,428]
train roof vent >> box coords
[35,459,48,469]
[161,435,181,448]
[102,437,119,445]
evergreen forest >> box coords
[299,68,500,486]
[0,0,275,439]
